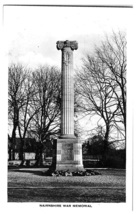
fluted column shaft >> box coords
[61,47,74,138]
[56,40,78,139]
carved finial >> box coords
[56,40,78,51]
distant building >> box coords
[8,137,37,152]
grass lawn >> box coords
[8,168,126,203]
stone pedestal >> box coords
[52,139,84,171]
[51,40,84,172]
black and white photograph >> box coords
[1,0,135,212]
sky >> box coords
[4,6,129,69]
[4,5,131,140]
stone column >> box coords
[56,40,78,139]
[52,40,84,172]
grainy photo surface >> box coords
[4,3,133,209]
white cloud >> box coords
[18,52,59,69]
[5,6,129,71]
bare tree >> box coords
[28,66,61,165]
[76,31,126,149]
[17,71,40,164]
[8,64,61,165]
[8,64,28,159]
[96,31,126,135]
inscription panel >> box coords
[61,143,74,161]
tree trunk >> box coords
[103,125,110,152]
[101,125,110,166]
[19,139,25,166]
[11,138,16,160]
[34,142,44,166]
[8,148,12,161]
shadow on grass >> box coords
[8,187,126,202]
[8,166,49,176]
[8,166,125,178]
[8,166,101,177]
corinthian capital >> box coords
[56,40,78,51]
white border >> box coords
[1,0,135,213]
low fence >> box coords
[8,153,52,166]
[8,153,101,161]
[8,152,49,161]
[8,152,100,167]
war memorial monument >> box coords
[51,40,84,172]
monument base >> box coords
[51,138,84,172]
